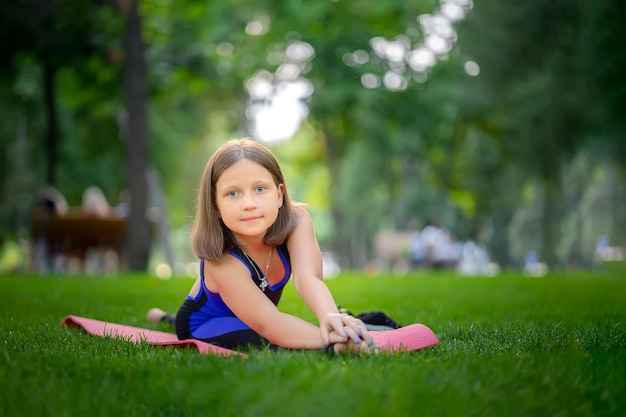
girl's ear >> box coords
[277,183,285,208]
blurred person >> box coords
[409,229,427,267]
[421,219,452,268]
[80,186,117,273]
[37,186,69,216]
[33,186,69,273]
[438,234,463,268]
[81,186,112,218]
[523,250,548,277]
[113,189,131,218]
[458,239,498,277]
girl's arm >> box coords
[287,207,373,347]
[205,255,340,349]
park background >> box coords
[1,2,625,417]
[1,0,624,275]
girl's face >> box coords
[214,159,284,243]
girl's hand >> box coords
[320,313,375,348]
[328,331,378,355]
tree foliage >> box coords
[0,0,624,271]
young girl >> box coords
[165,138,374,354]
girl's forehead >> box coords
[216,159,274,187]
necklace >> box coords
[239,245,273,291]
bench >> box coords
[31,212,127,272]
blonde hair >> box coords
[190,138,301,260]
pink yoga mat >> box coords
[60,315,245,357]
[60,315,439,355]
[370,323,440,353]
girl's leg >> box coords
[199,329,277,351]
[174,307,277,351]
[147,307,175,326]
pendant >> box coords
[259,277,269,291]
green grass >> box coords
[1,264,625,417]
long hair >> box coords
[190,138,300,260]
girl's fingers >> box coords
[343,325,362,343]
[319,325,330,345]
[359,326,375,346]
[323,314,376,346]
[343,317,375,346]
[328,331,348,344]
[339,338,376,355]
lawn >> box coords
[1,264,624,417]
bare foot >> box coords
[147,307,168,324]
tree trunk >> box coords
[540,164,562,269]
[123,0,150,271]
[43,64,58,186]
[490,210,512,267]
[323,129,352,269]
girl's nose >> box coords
[242,193,256,209]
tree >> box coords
[450,0,626,265]
[0,0,117,187]
[122,0,151,270]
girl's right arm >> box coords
[204,256,343,349]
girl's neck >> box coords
[236,238,269,253]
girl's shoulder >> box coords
[204,251,245,272]
[202,251,249,289]
[283,205,312,240]
[278,204,311,245]
[286,205,316,245]
[292,204,311,220]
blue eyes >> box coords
[226,186,266,198]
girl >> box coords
[168,138,374,354]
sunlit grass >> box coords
[1,264,624,417]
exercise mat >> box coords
[370,323,439,353]
[60,315,438,355]
[60,315,245,357]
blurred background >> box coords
[0,0,624,277]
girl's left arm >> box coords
[288,207,372,346]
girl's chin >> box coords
[232,230,267,241]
